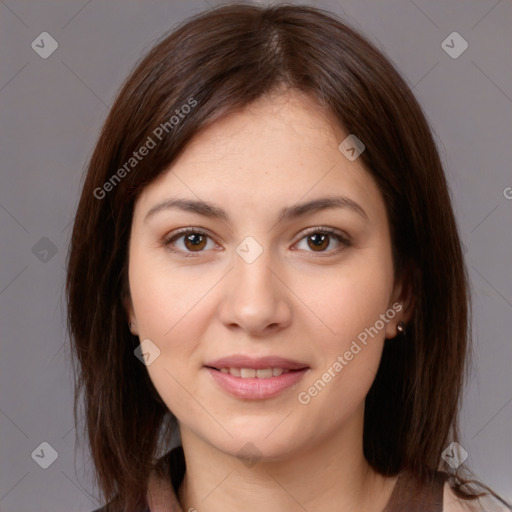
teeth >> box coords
[256,368,272,378]
[217,367,291,378]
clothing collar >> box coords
[147,445,185,512]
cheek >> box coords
[128,243,208,340]
[127,245,212,405]
[128,251,207,418]
[296,281,390,431]
[297,253,395,344]
[294,249,394,410]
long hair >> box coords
[66,3,510,511]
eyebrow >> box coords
[144,195,368,224]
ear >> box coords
[385,263,415,339]
[122,281,138,335]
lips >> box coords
[204,355,310,400]
[205,355,309,371]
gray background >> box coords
[1,0,511,510]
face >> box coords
[126,89,407,461]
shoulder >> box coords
[443,482,511,512]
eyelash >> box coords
[162,226,351,258]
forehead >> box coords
[134,90,385,226]
[174,90,345,176]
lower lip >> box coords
[206,367,309,400]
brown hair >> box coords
[66,3,510,511]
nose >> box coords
[217,247,292,336]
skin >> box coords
[125,88,419,511]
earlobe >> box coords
[126,305,138,334]
[384,314,409,340]
[384,306,408,339]
[386,266,416,339]
[127,310,138,335]
[396,321,407,336]
[122,288,138,335]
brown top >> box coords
[94,445,448,511]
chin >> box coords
[202,425,304,463]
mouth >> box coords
[208,367,299,378]
[204,355,310,400]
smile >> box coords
[205,366,309,400]
[217,367,291,378]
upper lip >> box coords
[205,355,309,370]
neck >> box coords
[177,412,397,512]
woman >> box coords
[66,3,511,511]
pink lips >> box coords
[205,355,310,400]
[206,355,308,370]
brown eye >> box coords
[307,233,330,251]
[163,229,216,257]
[183,233,207,251]
[295,228,350,255]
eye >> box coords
[162,228,218,257]
[162,226,351,258]
[294,227,351,255]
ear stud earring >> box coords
[396,321,406,336]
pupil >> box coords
[312,234,325,245]
[188,234,202,245]
[310,233,328,250]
